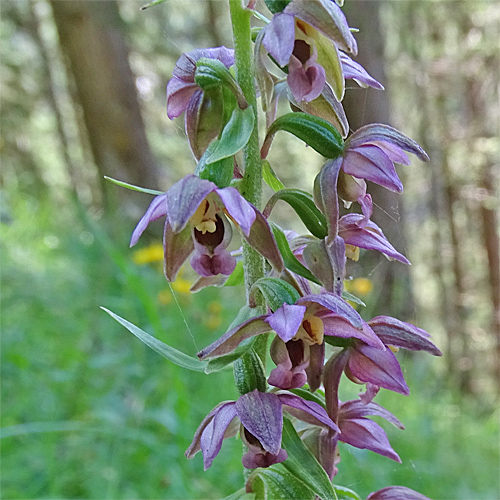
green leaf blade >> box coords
[101,307,207,372]
[281,418,337,500]
[104,176,164,196]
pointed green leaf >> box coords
[251,277,300,311]
[342,290,366,307]
[264,0,292,14]
[262,160,285,192]
[333,485,362,500]
[140,0,167,10]
[205,106,255,164]
[250,464,315,500]
[101,308,207,372]
[261,113,344,160]
[264,189,328,239]
[271,223,321,285]
[281,418,337,500]
[104,176,163,196]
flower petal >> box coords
[343,145,404,193]
[216,187,256,236]
[199,402,238,469]
[322,317,385,349]
[166,175,216,233]
[298,292,364,330]
[278,392,340,433]
[368,316,442,355]
[339,400,404,429]
[266,304,307,342]
[340,52,384,90]
[287,55,326,102]
[348,344,410,395]
[262,12,296,67]
[185,400,236,459]
[285,0,357,55]
[166,78,198,119]
[367,486,431,500]
[236,390,284,455]
[338,214,410,264]
[242,208,284,272]
[339,417,401,462]
[305,342,325,392]
[164,222,194,282]
[197,315,272,359]
[269,337,309,390]
[130,194,168,247]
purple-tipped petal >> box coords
[340,52,384,90]
[372,141,411,165]
[343,145,404,193]
[278,392,340,433]
[339,400,404,429]
[298,292,364,330]
[348,344,410,395]
[236,390,283,455]
[339,214,410,264]
[173,47,234,81]
[347,123,429,162]
[322,317,385,350]
[216,187,256,236]
[262,12,296,67]
[199,402,238,469]
[339,417,401,462]
[164,223,194,282]
[198,315,272,359]
[367,486,431,500]
[166,175,217,233]
[285,0,357,55]
[130,194,168,247]
[324,348,350,420]
[266,304,307,342]
[243,208,284,272]
[368,316,442,355]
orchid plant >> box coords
[103,0,440,498]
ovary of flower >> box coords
[293,313,324,346]
[190,198,218,234]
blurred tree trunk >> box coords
[342,1,415,321]
[49,0,159,209]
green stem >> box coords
[229,1,267,370]
[229,1,265,304]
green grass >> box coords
[1,192,499,499]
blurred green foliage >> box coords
[1,192,498,498]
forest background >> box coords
[1,1,499,499]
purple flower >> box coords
[166,47,234,159]
[185,389,339,470]
[198,292,385,391]
[337,399,404,462]
[130,175,283,281]
[343,124,429,194]
[338,213,410,264]
[260,0,357,102]
[166,47,234,119]
[325,315,441,400]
